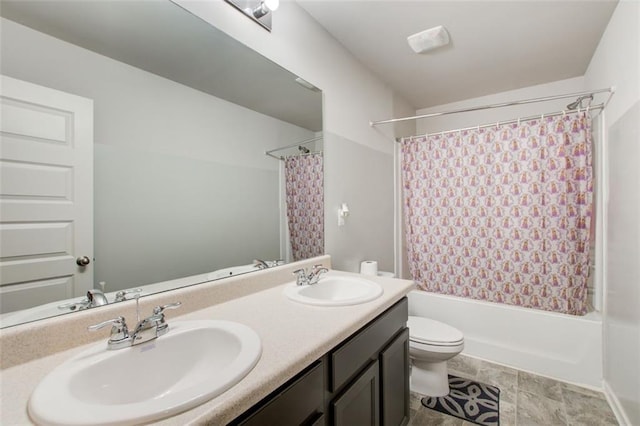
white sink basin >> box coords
[28,320,261,425]
[284,275,383,306]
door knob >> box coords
[76,256,91,266]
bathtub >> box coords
[408,290,603,389]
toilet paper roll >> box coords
[360,260,378,276]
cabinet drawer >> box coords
[237,361,324,426]
[330,298,407,392]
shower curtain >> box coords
[401,111,593,315]
[284,153,324,261]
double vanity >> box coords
[0,255,414,425]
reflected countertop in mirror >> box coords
[0,0,323,328]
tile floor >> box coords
[408,354,619,426]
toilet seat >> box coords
[408,316,464,346]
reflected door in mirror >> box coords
[0,75,94,314]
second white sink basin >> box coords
[284,275,383,306]
[28,320,261,425]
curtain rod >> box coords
[370,87,615,127]
[267,151,324,161]
[397,103,604,141]
[265,134,323,159]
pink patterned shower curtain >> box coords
[401,112,593,315]
[284,153,324,261]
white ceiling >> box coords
[297,0,618,109]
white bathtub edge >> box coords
[408,290,603,389]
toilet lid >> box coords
[408,316,464,345]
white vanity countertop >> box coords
[0,269,414,425]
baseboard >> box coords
[603,379,632,426]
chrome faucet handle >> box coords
[88,316,130,349]
[150,302,181,336]
[152,301,182,315]
[114,288,142,302]
[88,316,127,332]
[293,268,309,286]
[58,298,91,311]
[308,265,329,284]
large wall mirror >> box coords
[0,0,323,328]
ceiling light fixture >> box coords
[407,25,450,54]
[224,0,279,32]
[252,0,279,19]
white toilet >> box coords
[407,315,465,397]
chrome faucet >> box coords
[87,289,109,306]
[58,289,109,312]
[253,259,270,269]
[131,302,181,344]
[293,264,329,286]
[254,259,285,269]
[88,301,181,350]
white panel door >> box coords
[0,75,93,314]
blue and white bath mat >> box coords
[421,375,500,426]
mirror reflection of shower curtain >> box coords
[401,111,593,315]
[284,153,324,261]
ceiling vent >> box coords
[407,25,450,54]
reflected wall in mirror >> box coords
[0,0,323,328]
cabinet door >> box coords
[237,361,324,426]
[380,328,410,426]
[332,360,380,426]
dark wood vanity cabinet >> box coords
[231,298,409,426]
[380,328,410,426]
